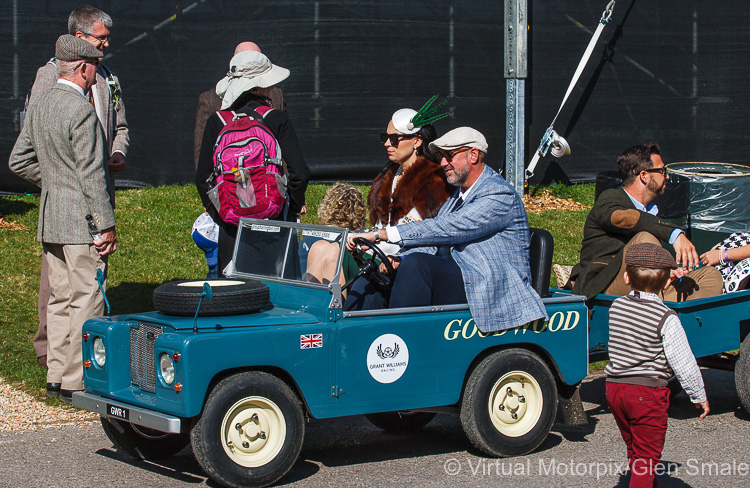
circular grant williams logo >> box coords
[366,334,409,384]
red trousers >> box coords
[606,382,669,488]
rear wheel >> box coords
[190,372,305,488]
[460,348,557,457]
[100,417,189,460]
[365,411,436,432]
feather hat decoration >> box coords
[391,95,452,134]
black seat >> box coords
[529,228,554,298]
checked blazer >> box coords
[9,83,115,244]
[396,165,548,333]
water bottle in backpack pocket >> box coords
[208,106,286,224]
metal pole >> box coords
[504,0,527,195]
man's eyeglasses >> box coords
[380,133,416,146]
[436,147,471,162]
[642,167,668,177]
[83,32,111,43]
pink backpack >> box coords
[210,106,287,224]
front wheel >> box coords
[460,348,558,457]
[100,417,189,460]
[190,372,305,488]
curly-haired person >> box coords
[304,183,366,293]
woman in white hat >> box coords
[367,97,452,255]
[195,50,310,273]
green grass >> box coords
[0,182,593,399]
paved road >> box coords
[2,369,749,488]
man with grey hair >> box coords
[27,5,128,370]
[10,35,117,403]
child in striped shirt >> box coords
[605,242,709,488]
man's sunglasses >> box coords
[642,167,668,177]
[380,133,416,146]
[436,147,471,162]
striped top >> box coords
[605,291,706,403]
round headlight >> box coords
[93,337,106,367]
[159,353,175,385]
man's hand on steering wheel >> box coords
[346,230,378,252]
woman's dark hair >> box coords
[417,124,440,162]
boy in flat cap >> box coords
[605,242,709,487]
[10,34,116,403]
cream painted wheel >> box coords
[191,372,305,488]
[487,371,543,437]
[461,349,557,457]
[220,396,286,467]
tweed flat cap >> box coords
[55,34,103,62]
[625,243,678,269]
[429,127,488,153]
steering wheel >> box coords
[343,237,396,290]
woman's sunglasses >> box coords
[380,133,416,146]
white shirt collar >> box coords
[623,187,659,215]
[56,79,86,97]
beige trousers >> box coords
[44,243,106,391]
[604,232,723,301]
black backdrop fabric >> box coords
[2,0,748,193]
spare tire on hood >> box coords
[153,279,270,316]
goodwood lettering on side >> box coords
[444,311,581,341]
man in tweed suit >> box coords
[28,5,128,369]
[10,35,117,403]
[569,143,722,300]
[345,127,547,333]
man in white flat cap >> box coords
[345,127,547,334]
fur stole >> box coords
[369,156,451,226]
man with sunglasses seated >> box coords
[569,143,722,301]
[344,127,547,335]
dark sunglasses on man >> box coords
[435,147,471,162]
[642,167,667,177]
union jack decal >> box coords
[300,333,323,349]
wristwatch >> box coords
[370,227,381,243]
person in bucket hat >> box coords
[195,49,309,274]
[605,241,709,487]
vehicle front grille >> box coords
[130,322,163,393]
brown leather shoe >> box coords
[37,355,48,369]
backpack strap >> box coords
[254,105,275,118]
[216,110,241,126]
